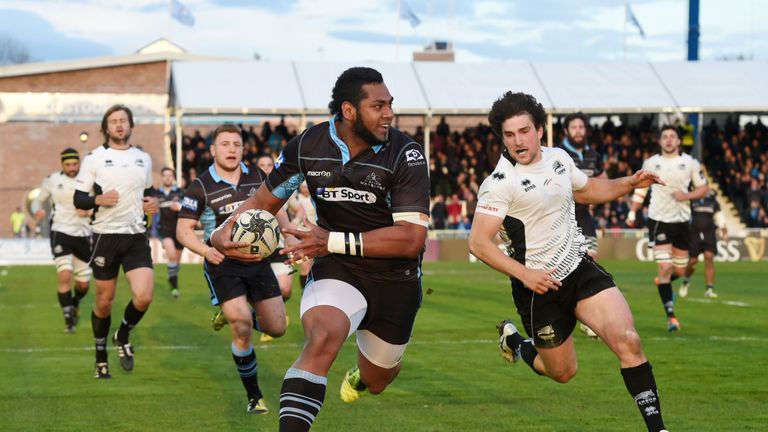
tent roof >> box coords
[414,62,551,114]
[652,61,768,112]
[172,61,304,114]
[533,62,677,114]
[171,60,768,116]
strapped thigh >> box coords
[54,254,74,273]
[356,329,408,369]
[73,256,92,283]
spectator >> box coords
[10,206,26,238]
[431,194,448,230]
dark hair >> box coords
[328,67,384,115]
[211,124,242,142]
[488,92,547,137]
[659,124,680,139]
[161,167,175,175]
[563,112,588,130]
[100,104,134,139]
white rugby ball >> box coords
[231,209,280,257]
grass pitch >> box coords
[1,260,766,431]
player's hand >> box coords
[143,196,159,214]
[521,268,562,295]
[628,170,665,189]
[203,246,226,265]
[170,201,182,212]
[75,209,92,218]
[280,217,330,264]
[34,209,45,220]
[672,191,688,202]
[97,190,119,206]
[720,227,728,240]
[210,215,263,262]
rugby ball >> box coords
[231,209,280,257]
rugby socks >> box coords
[519,340,543,375]
[279,367,326,432]
[657,283,675,318]
[116,301,146,344]
[504,333,543,375]
[57,291,74,324]
[682,276,691,286]
[72,287,89,309]
[621,362,666,432]
[231,343,262,400]
[91,312,111,363]
[167,262,179,289]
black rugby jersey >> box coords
[558,139,604,229]
[690,194,720,231]
[266,118,430,278]
[153,186,185,234]
[178,163,266,242]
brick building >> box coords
[0,40,218,236]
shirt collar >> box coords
[208,162,249,186]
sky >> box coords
[0,0,766,64]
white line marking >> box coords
[684,298,751,307]
[5,334,765,354]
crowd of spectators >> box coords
[703,117,768,228]
[176,117,297,187]
[175,115,768,232]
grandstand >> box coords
[1,43,766,261]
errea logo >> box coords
[521,178,536,192]
[316,187,377,204]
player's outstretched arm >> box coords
[468,213,561,294]
[209,185,287,261]
[574,170,664,205]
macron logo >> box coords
[307,170,332,177]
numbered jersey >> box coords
[475,147,588,281]
[37,171,91,237]
[642,153,707,223]
[75,144,153,234]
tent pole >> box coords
[424,111,432,162]
[546,112,553,147]
[175,108,183,186]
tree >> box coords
[0,34,31,65]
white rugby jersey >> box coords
[642,153,707,223]
[476,147,588,281]
[75,144,153,234]
[37,171,91,237]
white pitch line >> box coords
[4,335,767,354]
[2,345,200,353]
[684,298,751,307]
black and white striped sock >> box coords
[279,367,326,432]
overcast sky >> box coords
[1,0,766,64]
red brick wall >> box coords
[0,122,166,236]
[0,61,168,93]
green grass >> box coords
[1,260,767,431]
